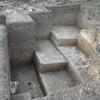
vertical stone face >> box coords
[0,25,10,100]
[6,12,36,63]
[30,8,52,39]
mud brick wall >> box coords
[0,25,10,100]
[6,12,36,63]
[0,13,6,25]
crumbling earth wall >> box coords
[0,24,10,100]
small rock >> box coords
[10,81,19,94]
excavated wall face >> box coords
[6,12,36,63]
[30,3,80,39]
[0,24,10,100]
[46,3,80,25]
[77,1,100,29]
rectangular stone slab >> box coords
[0,25,10,100]
[51,26,80,46]
[35,40,67,73]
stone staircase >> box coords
[34,25,92,97]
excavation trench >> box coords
[10,61,44,99]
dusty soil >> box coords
[0,0,92,13]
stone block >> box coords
[0,25,10,100]
[30,8,52,39]
[35,40,67,73]
[58,46,91,83]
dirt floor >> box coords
[11,62,43,98]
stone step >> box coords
[57,46,92,83]
[11,92,32,100]
[35,40,67,73]
[51,26,80,46]
[33,81,100,100]
[30,7,52,39]
[40,70,78,95]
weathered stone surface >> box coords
[51,26,80,46]
[0,25,10,100]
[40,70,76,94]
[58,46,91,82]
[35,40,67,73]
[11,92,32,100]
[30,7,52,39]
[46,3,80,25]
[77,1,100,29]
[78,29,95,56]
[6,12,36,63]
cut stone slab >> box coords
[58,46,91,82]
[6,12,36,63]
[11,92,32,100]
[30,7,52,39]
[35,40,67,73]
[51,26,80,46]
[40,70,75,94]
